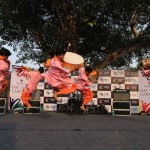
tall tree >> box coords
[0,0,150,68]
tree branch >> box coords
[95,35,150,69]
[130,2,146,37]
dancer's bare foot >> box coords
[80,105,86,112]
[53,93,59,101]
[27,106,31,111]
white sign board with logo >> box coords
[9,65,28,110]
[138,70,150,113]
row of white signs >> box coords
[9,65,150,113]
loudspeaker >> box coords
[112,101,131,116]
[0,98,6,114]
[113,89,130,101]
[23,107,40,114]
[0,98,5,106]
[23,100,41,114]
[113,110,131,116]
[0,108,5,114]
[28,100,40,107]
[113,101,130,109]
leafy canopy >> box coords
[0,0,150,69]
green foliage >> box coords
[0,0,150,68]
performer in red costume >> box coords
[44,49,77,101]
[21,67,44,110]
[142,69,150,77]
[140,59,150,77]
[76,66,94,112]
[0,47,11,94]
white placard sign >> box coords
[138,70,150,113]
[9,65,28,110]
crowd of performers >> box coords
[0,46,94,112]
[0,46,150,112]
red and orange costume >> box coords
[76,67,93,105]
[44,56,76,96]
[21,69,44,107]
[0,56,10,94]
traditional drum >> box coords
[63,52,84,70]
[141,59,150,69]
[88,68,99,82]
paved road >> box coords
[0,112,150,150]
